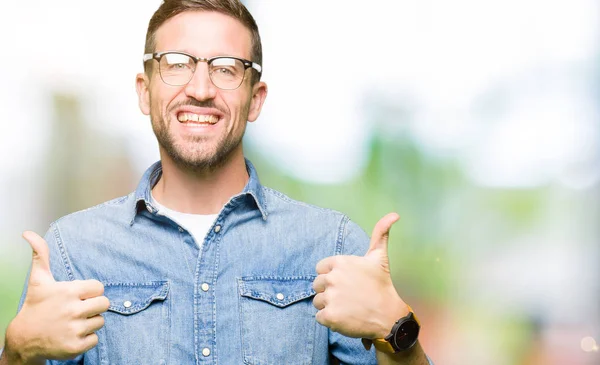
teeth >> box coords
[177,113,218,124]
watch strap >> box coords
[372,338,398,353]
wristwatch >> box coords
[363,305,421,354]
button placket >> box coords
[193,216,225,362]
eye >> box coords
[215,67,234,75]
[162,53,193,71]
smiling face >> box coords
[136,11,267,172]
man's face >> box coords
[136,11,267,171]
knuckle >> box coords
[66,320,78,335]
[65,282,81,297]
[336,255,348,266]
[64,339,84,356]
[319,292,329,306]
[316,309,334,327]
[322,291,333,307]
[70,303,86,318]
[67,321,85,337]
[328,256,340,265]
[320,275,334,290]
[88,279,104,295]
[328,315,340,331]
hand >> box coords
[312,213,408,339]
[4,232,110,363]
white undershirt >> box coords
[151,193,218,247]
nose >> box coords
[184,62,217,101]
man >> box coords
[1,1,433,364]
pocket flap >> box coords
[104,281,169,315]
[238,276,316,308]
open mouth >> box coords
[177,112,219,125]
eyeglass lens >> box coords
[158,53,246,89]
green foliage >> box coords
[247,135,467,302]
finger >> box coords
[315,309,326,326]
[315,308,336,331]
[315,256,336,275]
[365,212,400,257]
[80,332,100,353]
[80,296,110,318]
[23,231,55,285]
[82,315,106,335]
[312,274,328,293]
[77,279,105,300]
[313,292,327,310]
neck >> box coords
[152,147,249,215]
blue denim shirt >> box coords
[15,159,432,365]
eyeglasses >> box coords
[143,51,262,90]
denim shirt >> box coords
[15,159,432,365]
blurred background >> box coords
[1,0,598,364]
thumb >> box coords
[365,213,400,262]
[23,231,55,285]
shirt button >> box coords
[178,226,184,233]
[202,348,211,357]
[214,225,221,233]
[123,300,132,308]
[276,293,284,301]
[201,283,210,292]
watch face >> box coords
[393,319,420,350]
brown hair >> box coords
[144,0,262,82]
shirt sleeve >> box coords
[13,224,84,365]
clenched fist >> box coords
[3,231,109,364]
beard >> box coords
[150,98,248,173]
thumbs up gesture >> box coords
[3,231,110,363]
[312,213,409,340]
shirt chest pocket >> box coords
[101,281,170,365]
[238,276,317,365]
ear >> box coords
[247,81,268,123]
[136,72,151,115]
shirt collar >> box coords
[129,159,268,225]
